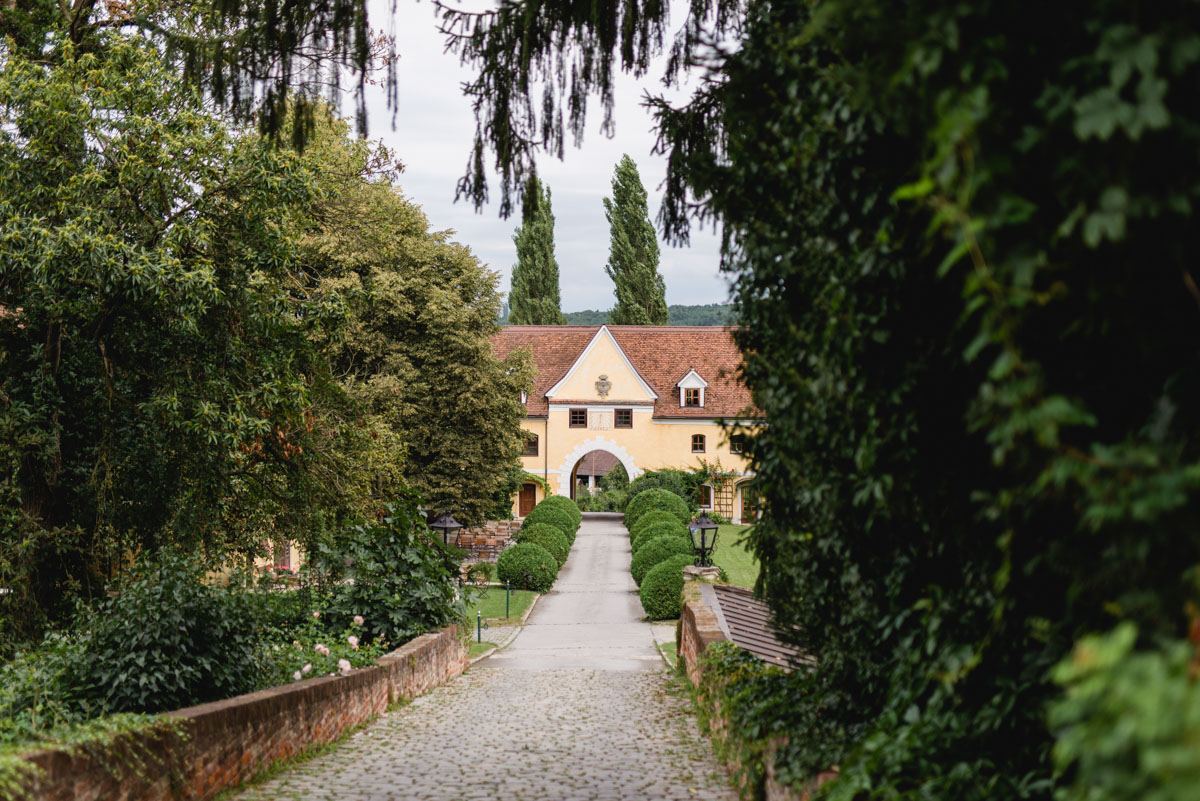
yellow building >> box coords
[492,325,761,524]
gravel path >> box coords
[235,513,734,801]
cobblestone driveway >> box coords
[235,513,734,801]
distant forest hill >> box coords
[499,302,733,326]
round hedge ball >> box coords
[537,495,582,530]
[514,523,571,567]
[630,534,694,585]
[624,488,690,530]
[632,520,690,555]
[522,505,578,545]
[629,509,681,541]
[497,542,559,593]
[639,554,697,620]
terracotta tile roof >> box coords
[491,325,756,419]
[704,583,813,670]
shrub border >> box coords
[21,625,468,801]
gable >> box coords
[545,326,657,402]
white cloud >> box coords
[360,0,728,312]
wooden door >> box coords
[519,483,537,517]
[741,485,759,521]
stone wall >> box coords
[21,625,468,801]
[678,579,835,801]
[457,519,521,561]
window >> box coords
[730,435,745,454]
[698,485,713,508]
[684,388,702,407]
[522,433,539,457]
[520,391,527,405]
[569,408,587,428]
[692,434,706,453]
[615,408,633,428]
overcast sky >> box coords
[361,0,728,313]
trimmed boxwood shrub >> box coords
[631,535,694,586]
[497,542,560,592]
[629,509,681,541]
[538,495,582,531]
[522,504,578,545]
[515,523,571,567]
[639,554,696,620]
[632,520,690,555]
[624,488,690,529]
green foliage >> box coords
[576,486,627,513]
[307,117,535,528]
[536,494,583,530]
[624,488,691,529]
[667,304,733,326]
[497,543,559,593]
[631,521,690,555]
[509,178,567,325]
[73,553,263,714]
[631,535,693,586]
[0,37,348,641]
[448,0,1200,797]
[598,463,629,492]
[522,502,579,544]
[638,555,695,620]
[257,616,386,690]
[1048,623,1200,801]
[693,641,798,797]
[312,496,463,647]
[562,309,611,324]
[514,523,571,567]
[625,469,697,513]
[630,510,683,541]
[0,0,383,150]
[604,155,667,325]
[560,303,733,326]
[578,467,629,512]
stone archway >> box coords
[553,436,640,498]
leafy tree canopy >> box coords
[603,155,667,325]
[298,115,536,526]
[0,0,393,147]
[509,177,566,325]
[444,1,1200,797]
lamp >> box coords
[429,512,463,546]
[688,512,720,567]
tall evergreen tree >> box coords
[604,156,667,325]
[508,178,567,325]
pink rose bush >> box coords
[276,610,384,684]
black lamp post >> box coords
[429,512,463,546]
[688,512,720,567]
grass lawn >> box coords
[713,524,759,589]
[469,641,497,659]
[466,585,536,624]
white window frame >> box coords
[676,369,709,408]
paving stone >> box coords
[234,514,734,801]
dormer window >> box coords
[676,369,708,408]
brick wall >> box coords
[22,625,468,801]
[678,579,835,801]
[457,519,521,561]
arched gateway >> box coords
[553,436,639,500]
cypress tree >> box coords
[604,155,668,325]
[509,177,567,325]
